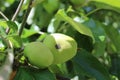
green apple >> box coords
[43,33,77,64]
[24,42,54,69]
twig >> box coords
[0,11,9,21]
[6,0,25,34]
[11,0,25,21]
[18,0,33,36]
[85,8,101,17]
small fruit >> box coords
[24,42,54,69]
[43,33,77,64]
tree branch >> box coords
[18,0,33,36]
[0,11,9,21]
[6,0,25,34]
[11,0,25,21]
[0,49,14,80]
[0,0,24,75]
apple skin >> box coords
[24,42,54,69]
[43,33,77,64]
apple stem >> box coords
[77,48,81,50]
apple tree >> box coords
[0,0,120,80]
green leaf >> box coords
[14,67,56,80]
[55,9,95,43]
[43,0,60,14]
[84,19,106,57]
[91,0,120,13]
[73,49,111,80]
[6,21,18,33]
[0,27,7,37]
[31,0,44,7]
[21,29,38,38]
[31,69,56,80]
[0,21,7,28]
[33,5,53,28]
[0,20,18,33]
[91,0,120,8]
[6,0,15,4]
[70,0,86,5]
[37,33,47,41]
[7,35,22,48]
[74,33,93,52]
[110,54,120,79]
[14,67,33,80]
[103,26,120,53]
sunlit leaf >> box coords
[55,9,95,43]
[6,21,18,33]
[91,0,120,13]
[21,29,38,38]
[43,0,60,14]
[0,27,6,37]
[0,20,18,33]
[7,35,22,48]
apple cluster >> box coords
[23,33,77,69]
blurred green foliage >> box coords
[0,0,120,80]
